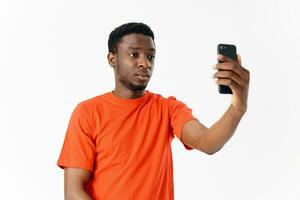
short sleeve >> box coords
[57,103,96,171]
[168,96,198,150]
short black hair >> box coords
[108,22,155,54]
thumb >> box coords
[237,54,242,65]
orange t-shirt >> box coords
[57,90,197,200]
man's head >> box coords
[107,22,156,92]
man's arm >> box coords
[182,105,244,154]
[181,54,249,155]
[64,168,93,200]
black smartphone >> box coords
[217,44,237,94]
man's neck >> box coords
[112,87,146,99]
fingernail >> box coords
[217,54,223,59]
[211,65,216,69]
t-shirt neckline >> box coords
[107,90,150,106]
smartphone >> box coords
[217,44,237,94]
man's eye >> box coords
[129,53,138,58]
[148,55,155,60]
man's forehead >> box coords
[127,47,156,51]
[119,33,155,50]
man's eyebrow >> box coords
[128,47,156,51]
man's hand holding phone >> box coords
[212,53,250,115]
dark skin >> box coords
[108,33,156,99]
[182,54,250,154]
[64,33,250,198]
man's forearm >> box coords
[203,104,245,154]
[65,189,93,200]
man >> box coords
[57,22,250,200]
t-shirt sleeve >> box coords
[168,96,198,150]
[57,102,96,171]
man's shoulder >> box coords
[76,91,111,110]
[148,91,181,104]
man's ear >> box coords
[107,52,116,68]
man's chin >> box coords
[129,82,148,91]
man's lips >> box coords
[135,73,150,77]
[135,73,150,81]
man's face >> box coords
[110,33,156,92]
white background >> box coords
[1,0,299,199]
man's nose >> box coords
[138,56,151,69]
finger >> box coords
[236,54,250,75]
[213,70,247,87]
[237,54,242,65]
[214,63,247,81]
[236,54,249,74]
[214,78,239,93]
[218,53,249,73]
[217,54,237,63]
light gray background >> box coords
[0,0,299,199]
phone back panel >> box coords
[217,44,237,94]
